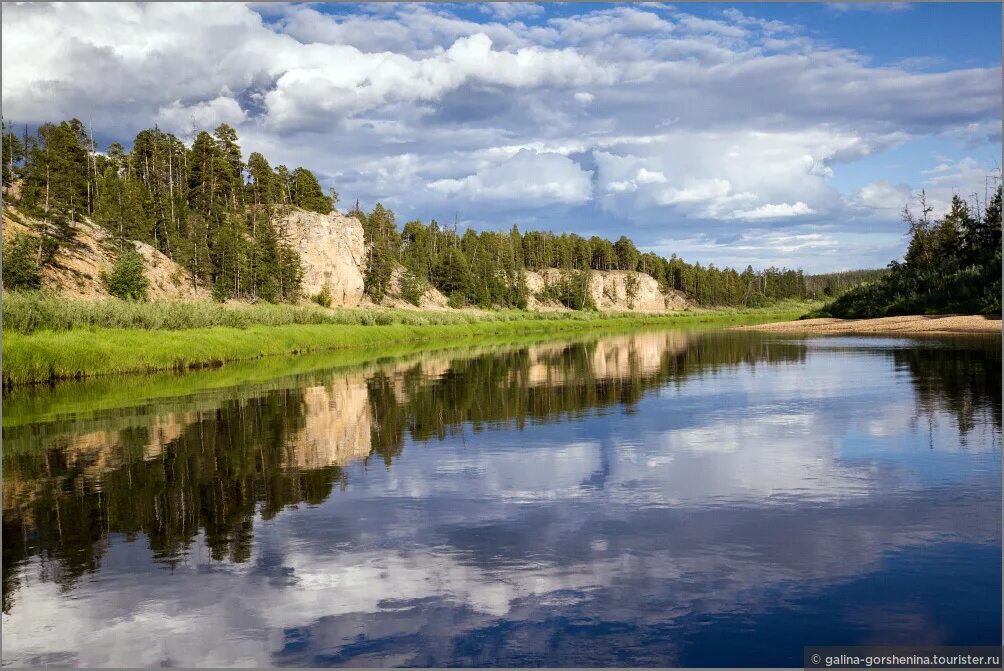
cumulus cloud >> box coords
[592,129,869,221]
[852,181,912,212]
[154,95,246,136]
[427,148,593,205]
[733,201,815,220]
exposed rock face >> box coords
[280,208,366,307]
[284,379,373,470]
[1,207,208,300]
[523,270,572,311]
[525,268,693,312]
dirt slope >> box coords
[2,206,208,300]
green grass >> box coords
[2,295,818,386]
[3,330,668,430]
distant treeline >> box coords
[354,202,809,309]
[803,269,888,299]
[5,117,847,309]
[818,188,1002,317]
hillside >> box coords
[2,206,208,301]
[2,205,696,313]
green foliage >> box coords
[289,167,331,214]
[819,188,1002,318]
[2,300,818,385]
[624,273,640,309]
[804,269,888,299]
[360,203,809,309]
[2,233,42,291]
[398,269,425,306]
[104,247,149,301]
[362,203,400,301]
[2,118,25,191]
[6,117,312,305]
[313,282,333,308]
[537,270,595,311]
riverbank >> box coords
[2,299,818,386]
[734,314,1001,336]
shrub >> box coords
[312,282,333,308]
[447,291,466,309]
[399,270,425,307]
[104,247,149,301]
[745,291,773,308]
[625,274,640,309]
[2,233,42,291]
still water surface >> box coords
[2,329,1001,667]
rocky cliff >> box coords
[280,208,366,307]
[525,268,692,312]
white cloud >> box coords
[733,201,815,220]
[0,2,998,271]
[427,148,593,205]
[852,181,912,212]
[154,95,247,136]
[592,129,868,221]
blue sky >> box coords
[3,2,1000,272]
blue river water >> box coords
[2,330,1000,667]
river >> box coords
[2,329,1000,667]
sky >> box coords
[2,2,1001,272]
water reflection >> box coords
[2,331,1000,667]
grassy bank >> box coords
[2,294,818,386]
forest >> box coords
[818,189,1002,317]
[5,117,826,309]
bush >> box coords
[624,274,639,309]
[447,291,466,309]
[104,247,149,301]
[745,291,773,308]
[2,233,42,291]
[312,282,333,308]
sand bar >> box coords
[734,315,1002,336]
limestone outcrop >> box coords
[280,208,366,307]
[525,268,692,313]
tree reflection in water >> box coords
[2,331,999,615]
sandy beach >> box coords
[734,314,1002,336]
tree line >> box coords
[820,188,1001,317]
[4,116,816,308]
[351,202,809,308]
